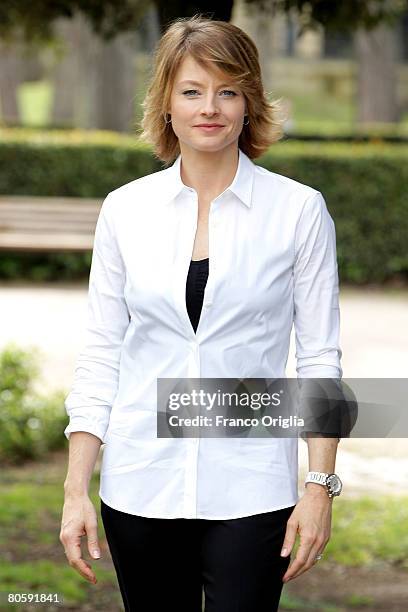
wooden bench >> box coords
[0,195,102,252]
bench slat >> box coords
[0,233,95,251]
[0,196,107,251]
[0,220,97,231]
[0,196,102,206]
[0,206,100,216]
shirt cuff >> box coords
[64,413,109,444]
[297,364,342,379]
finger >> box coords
[66,537,97,583]
[280,518,298,558]
[287,542,324,581]
[302,530,329,572]
[86,521,101,560]
[70,557,98,584]
[302,537,326,571]
[282,536,314,582]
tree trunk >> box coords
[50,18,78,127]
[93,30,138,132]
[0,42,22,125]
[50,13,138,132]
[354,23,400,123]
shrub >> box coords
[0,343,67,465]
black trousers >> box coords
[100,498,295,612]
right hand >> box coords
[59,493,101,584]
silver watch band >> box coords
[305,471,328,486]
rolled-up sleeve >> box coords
[63,193,130,443]
[293,191,343,379]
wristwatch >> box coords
[305,471,343,498]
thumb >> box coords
[87,525,101,559]
[280,520,297,557]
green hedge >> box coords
[0,128,407,284]
[259,142,408,284]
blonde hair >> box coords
[137,14,285,166]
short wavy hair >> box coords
[137,14,285,166]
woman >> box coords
[60,14,343,612]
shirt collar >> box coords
[164,147,255,208]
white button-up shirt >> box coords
[64,147,342,519]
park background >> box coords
[0,1,407,610]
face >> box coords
[168,54,247,154]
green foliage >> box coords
[0,0,146,45]
[245,0,406,34]
[322,495,408,567]
[0,252,92,281]
[259,141,408,284]
[0,343,68,465]
[0,129,407,285]
[0,128,159,197]
[0,0,404,47]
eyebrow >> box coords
[178,80,236,88]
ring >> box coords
[315,553,323,561]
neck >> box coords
[179,144,239,201]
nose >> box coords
[200,92,220,116]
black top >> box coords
[186,258,209,333]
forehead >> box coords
[174,54,232,85]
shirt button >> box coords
[204,302,212,308]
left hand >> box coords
[281,486,332,582]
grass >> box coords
[279,591,375,610]
[0,453,121,611]
[18,81,53,127]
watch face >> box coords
[327,474,342,494]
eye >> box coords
[181,89,237,97]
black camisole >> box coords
[186,258,209,333]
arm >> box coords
[304,433,338,497]
[63,192,130,444]
[281,191,342,582]
[294,190,343,440]
[61,431,103,585]
[292,190,342,380]
[292,188,342,470]
[64,432,102,496]
[61,194,130,584]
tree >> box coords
[1,0,406,43]
[354,21,401,123]
[49,13,139,131]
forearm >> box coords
[64,432,102,496]
[304,434,339,496]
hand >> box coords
[281,486,332,583]
[59,493,101,584]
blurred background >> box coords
[0,1,407,611]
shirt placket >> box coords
[171,190,219,517]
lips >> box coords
[195,125,224,127]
